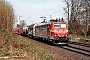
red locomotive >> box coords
[28,20,69,44]
[13,26,24,35]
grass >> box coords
[0,49,10,57]
[69,34,90,44]
[13,36,52,60]
[0,32,53,60]
[0,30,67,60]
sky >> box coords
[6,0,66,26]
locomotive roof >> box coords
[35,21,67,27]
[35,22,50,26]
[28,21,67,29]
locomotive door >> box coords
[47,25,50,38]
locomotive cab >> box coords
[50,22,69,44]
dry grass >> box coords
[0,31,55,60]
[69,34,90,44]
[13,35,53,60]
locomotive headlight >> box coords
[55,34,57,36]
[66,34,67,37]
[65,29,68,32]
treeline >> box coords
[64,0,90,36]
[0,0,14,32]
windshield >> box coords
[54,24,66,28]
[61,24,66,28]
[54,24,60,28]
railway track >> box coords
[27,36,90,57]
[59,41,90,57]
[69,41,90,47]
[32,37,90,57]
[22,36,90,60]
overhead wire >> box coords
[26,5,61,19]
[25,5,64,24]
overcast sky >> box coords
[7,0,66,25]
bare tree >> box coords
[63,0,71,22]
[0,0,14,32]
[0,0,15,53]
[64,0,90,36]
